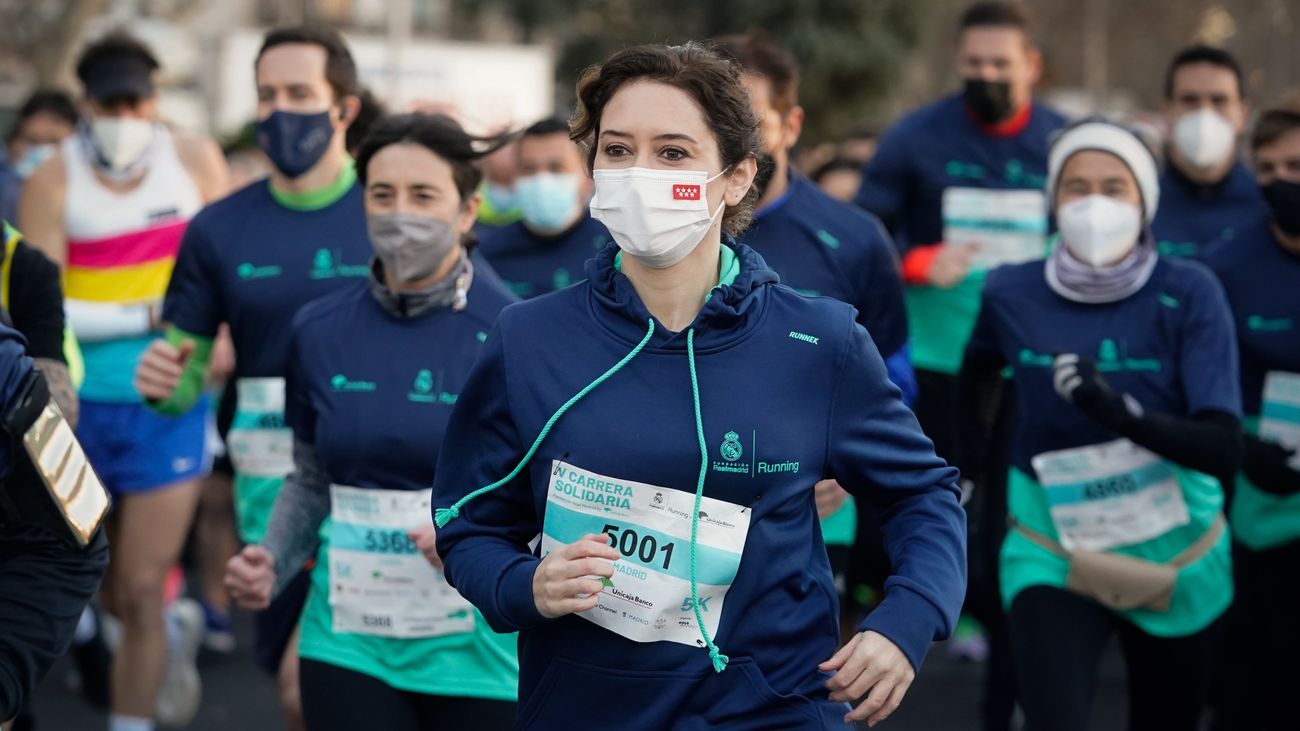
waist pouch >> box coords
[1011,515,1224,612]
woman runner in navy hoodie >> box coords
[433,43,967,730]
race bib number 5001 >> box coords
[541,461,751,648]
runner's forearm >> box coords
[145,326,212,416]
[260,439,330,598]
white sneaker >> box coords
[155,598,204,726]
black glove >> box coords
[1242,434,1300,497]
[1052,354,1141,430]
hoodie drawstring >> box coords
[435,318,657,528]
[686,328,728,673]
[435,317,730,673]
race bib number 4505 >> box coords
[541,461,751,648]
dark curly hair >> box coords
[570,42,762,237]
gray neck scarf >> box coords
[368,250,472,318]
[1045,231,1158,304]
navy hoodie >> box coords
[742,172,916,403]
[1153,162,1270,261]
[433,241,966,729]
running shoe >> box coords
[155,598,204,726]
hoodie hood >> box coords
[584,238,781,352]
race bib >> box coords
[328,485,474,639]
[942,187,1048,271]
[1032,438,1190,552]
[1260,371,1300,471]
[226,378,293,478]
[541,460,751,647]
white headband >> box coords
[1046,122,1160,223]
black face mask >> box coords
[964,78,1016,124]
[1263,179,1300,237]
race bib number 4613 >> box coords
[541,461,751,647]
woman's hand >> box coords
[409,524,442,569]
[820,630,916,727]
[225,545,277,610]
[532,533,619,619]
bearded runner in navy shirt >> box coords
[1204,104,1300,730]
[479,118,612,298]
[134,28,377,721]
[1152,46,1268,261]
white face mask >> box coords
[1172,108,1236,170]
[1056,195,1142,267]
[89,117,156,173]
[590,166,728,269]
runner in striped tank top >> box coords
[18,31,229,731]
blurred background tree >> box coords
[456,0,938,145]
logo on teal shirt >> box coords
[331,374,376,392]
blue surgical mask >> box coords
[255,109,335,179]
[12,144,56,179]
[516,173,582,233]
[482,182,519,214]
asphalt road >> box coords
[30,614,1131,730]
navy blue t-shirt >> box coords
[741,172,908,360]
[855,93,1067,252]
[163,180,372,379]
[1153,162,1270,261]
[285,274,517,490]
[478,214,611,299]
[1204,215,1300,415]
[967,258,1241,475]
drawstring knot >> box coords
[433,506,459,528]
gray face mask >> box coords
[367,212,458,283]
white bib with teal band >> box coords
[541,460,750,647]
[1032,438,1190,552]
[226,377,293,542]
[328,485,474,638]
[942,187,1048,272]
[1259,371,1300,467]
[227,378,293,477]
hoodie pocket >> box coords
[517,656,828,730]
[517,657,704,730]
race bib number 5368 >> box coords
[540,461,751,647]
